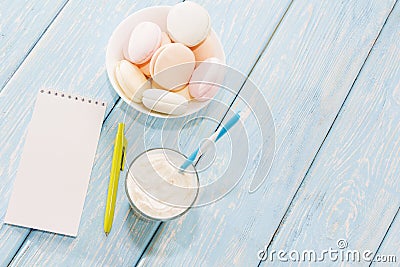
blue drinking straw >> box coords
[180,110,242,171]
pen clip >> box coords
[120,136,127,171]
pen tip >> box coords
[105,232,109,237]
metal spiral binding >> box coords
[39,89,105,106]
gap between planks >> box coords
[369,207,400,266]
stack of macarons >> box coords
[114,1,224,116]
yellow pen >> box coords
[104,123,127,236]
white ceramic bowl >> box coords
[106,6,225,118]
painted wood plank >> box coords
[3,0,293,265]
[0,0,67,90]
[373,209,400,266]
[260,4,400,265]
[134,0,397,266]
[0,0,178,265]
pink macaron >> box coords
[189,57,224,101]
[127,22,162,64]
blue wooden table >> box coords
[1,0,399,266]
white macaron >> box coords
[167,1,211,47]
[115,60,150,103]
[142,89,188,115]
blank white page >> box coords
[5,90,106,237]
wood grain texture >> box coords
[0,0,67,264]
[0,0,67,90]
[262,4,400,264]
[2,0,293,265]
[136,0,397,266]
[260,1,400,263]
[0,1,396,265]
[373,209,400,266]
[0,0,178,265]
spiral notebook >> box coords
[4,90,106,237]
